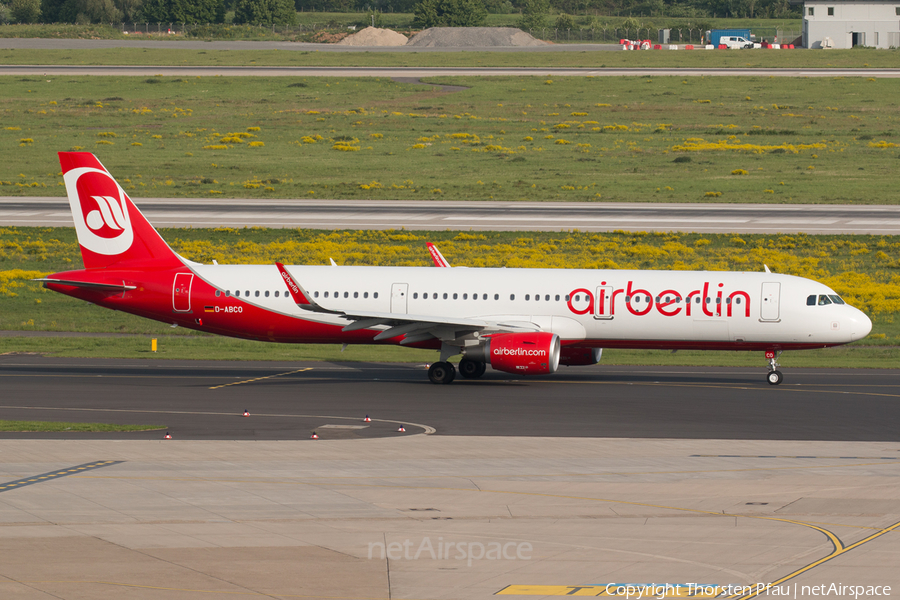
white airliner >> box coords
[39,152,872,385]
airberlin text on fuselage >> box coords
[568,281,752,318]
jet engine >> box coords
[559,347,603,366]
[463,332,561,375]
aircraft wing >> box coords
[275,263,539,344]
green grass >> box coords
[0,419,164,432]
[1,75,899,204]
[0,335,893,368]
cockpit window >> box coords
[818,295,832,305]
[829,295,845,305]
[807,295,816,306]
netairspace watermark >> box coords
[597,583,893,599]
[368,537,532,567]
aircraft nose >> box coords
[850,308,873,341]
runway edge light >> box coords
[311,432,319,440]
[364,415,371,422]
[398,425,406,432]
[243,410,250,417]
[164,432,172,439]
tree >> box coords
[516,0,548,31]
[554,12,574,30]
[11,0,41,21]
[413,0,487,28]
[233,0,296,24]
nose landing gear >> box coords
[766,350,783,385]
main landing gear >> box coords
[428,361,456,384]
[428,359,487,384]
[458,358,487,379]
[766,350,783,385]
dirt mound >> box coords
[336,26,408,46]
[406,27,548,47]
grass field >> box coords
[1,75,898,204]
[0,419,164,432]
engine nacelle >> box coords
[559,347,603,366]
[465,332,561,375]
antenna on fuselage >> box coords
[764,264,771,273]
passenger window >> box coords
[266,291,270,298]
[274,291,280,297]
[545,295,550,301]
[695,297,700,303]
[625,296,631,302]
[215,290,221,297]
[354,292,358,298]
[829,295,845,305]
[716,298,721,304]
[510,294,515,300]
[344,292,349,298]
[433,293,438,299]
[413,293,418,299]
[735,297,741,304]
[565,295,570,301]
[525,294,530,301]
[245,291,249,297]
[535,295,539,301]
[494,294,499,300]
[463,293,468,300]
[453,293,458,300]
[705,297,710,304]
[575,294,580,302]
[443,293,448,299]
[818,295,832,305]
[374,292,378,298]
[313,291,318,298]
[555,295,560,301]
[364,292,369,298]
[324,292,329,298]
[725,297,731,304]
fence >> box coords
[112,22,799,45]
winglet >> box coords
[276,262,312,305]
[427,243,451,268]
[276,262,339,314]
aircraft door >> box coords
[173,272,193,313]
[760,282,781,321]
[391,283,409,314]
[594,286,614,320]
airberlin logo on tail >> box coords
[64,167,134,256]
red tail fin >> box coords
[59,152,182,270]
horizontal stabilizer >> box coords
[34,278,136,292]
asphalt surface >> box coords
[5,197,900,233]
[2,355,898,441]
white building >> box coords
[801,0,900,48]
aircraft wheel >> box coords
[767,370,783,385]
[428,361,456,384]
[458,358,486,379]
